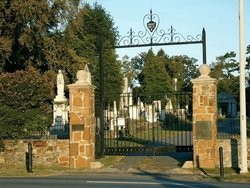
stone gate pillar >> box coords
[67,65,95,169]
[191,64,218,168]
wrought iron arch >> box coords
[115,9,207,64]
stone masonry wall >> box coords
[68,85,96,168]
[67,67,96,169]
[216,139,250,168]
[192,75,218,168]
[0,139,69,167]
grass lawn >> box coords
[0,164,67,177]
[192,167,250,183]
[104,119,192,147]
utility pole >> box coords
[239,0,248,174]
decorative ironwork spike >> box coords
[130,28,133,45]
[170,25,174,42]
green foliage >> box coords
[64,3,123,106]
[131,49,198,103]
[0,1,124,140]
[246,44,250,68]
[5,0,250,141]
[82,3,122,106]
[121,55,135,87]
[0,67,53,139]
[210,52,239,97]
[139,49,171,103]
[102,50,123,105]
[0,0,56,71]
[167,55,199,91]
[0,0,84,83]
[246,45,250,86]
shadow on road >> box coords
[133,169,218,188]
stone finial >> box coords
[198,64,211,78]
[76,64,92,85]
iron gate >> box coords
[94,10,204,156]
[101,91,193,155]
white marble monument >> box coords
[52,70,69,126]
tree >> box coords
[83,3,122,106]
[0,1,79,143]
[120,55,134,87]
[128,49,199,103]
[166,55,199,91]
[139,49,171,103]
[210,52,239,97]
[245,44,250,117]
[0,0,83,81]
[120,54,149,88]
[64,3,123,107]
[0,67,54,140]
[246,44,250,67]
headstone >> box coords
[113,101,118,127]
[123,77,129,107]
[123,77,128,93]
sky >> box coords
[84,0,250,65]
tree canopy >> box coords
[0,1,79,72]
[210,52,239,97]
[139,49,171,103]
[0,67,53,139]
[124,49,199,104]
[64,3,123,106]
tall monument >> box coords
[52,70,69,126]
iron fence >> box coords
[217,117,250,139]
[1,124,70,140]
[98,91,193,156]
[49,124,69,139]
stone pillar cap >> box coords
[75,64,92,85]
[198,64,211,79]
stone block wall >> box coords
[216,139,250,168]
[216,139,239,168]
[68,85,96,168]
[192,64,218,168]
[0,139,69,167]
[67,67,96,169]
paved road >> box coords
[0,174,249,188]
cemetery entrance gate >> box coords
[96,10,206,156]
[102,92,193,155]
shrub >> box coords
[0,67,54,140]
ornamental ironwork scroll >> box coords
[115,10,207,64]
